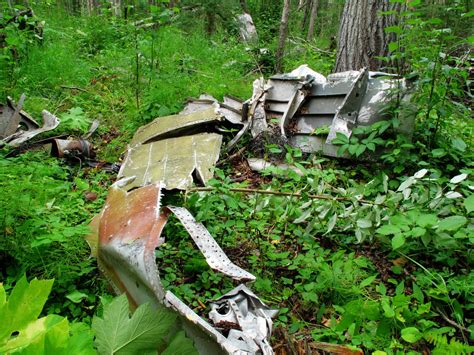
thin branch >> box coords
[187,187,380,205]
[60,85,88,93]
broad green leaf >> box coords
[381,299,394,318]
[465,194,474,213]
[162,331,198,355]
[377,224,401,235]
[397,176,415,192]
[416,214,437,227]
[92,294,179,355]
[355,144,366,157]
[401,327,422,343]
[324,213,337,235]
[412,283,424,303]
[413,169,428,179]
[360,275,377,288]
[388,41,398,52]
[66,291,89,304]
[452,138,467,152]
[392,234,405,249]
[66,323,96,355]
[437,216,467,231]
[0,276,54,341]
[0,315,63,353]
[357,219,372,229]
[450,173,468,184]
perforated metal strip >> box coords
[166,206,256,282]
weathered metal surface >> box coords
[326,68,369,143]
[0,96,39,139]
[166,206,255,281]
[51,139,95,158]
[2,110,60,147]
[131,107,222,145]
[248,65,413,158]
[118,133,222,190]
[209,284,278,355]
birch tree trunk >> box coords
[306,0,318,41]
[334,0,403,72]
[275,0,290,73]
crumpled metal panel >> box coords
[326,68,369,143]
[250,65,413,158]
[0,95,39,139]
[91,179,274,354]
[2,110,60,147]
[118,133,222,190]
[131,107,222,145]
[209,284,278,355]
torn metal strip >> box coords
[166,206,256,282]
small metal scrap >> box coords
[0,95,40,140]
[1,109,60,147]
[51,139,95,159]
[209,284,278,355]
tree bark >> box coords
[306,0,318,41]
[275,0,291,73]
[334,0,403,72]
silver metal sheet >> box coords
[131,107,222,146]
[119,133,222,191]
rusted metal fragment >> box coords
[164,291,244,354]
[166,206,256,281]
[51,139,95,158]
[2,110,60,147]
[209,284,278,355]
[98,180,167,305]
[131,107,222,146]
[118,133,222,190]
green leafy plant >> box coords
[92,294,197,355]
[0,276,95,354]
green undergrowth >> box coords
[158,150,473,353]
[0,149,111,322]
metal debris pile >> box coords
[2,65,414,354]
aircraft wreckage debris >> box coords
[0,66,414,354]
[85,65,414,354]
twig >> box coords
[436,307,471,334]
[60,85,88,93]
[187,186,380,205]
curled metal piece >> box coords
[209,285,278,355]
[51,139,95,158]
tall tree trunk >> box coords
[306,0,318,41]
[275,0,290,73]
[334,0,403,72]
[300,0,311,32]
